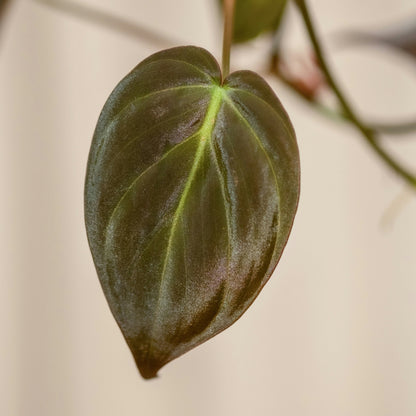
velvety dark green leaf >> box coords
[85,45,300,379]
[219,0,288,43]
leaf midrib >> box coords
[147,86,224,352]
[104,87,216,244]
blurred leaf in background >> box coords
[220,0,288,43]
[0,0,11,29]
[335,16,416,60]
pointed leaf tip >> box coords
[85,45,300,378]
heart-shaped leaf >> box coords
[85,45,300,379]
[219,0,288,43]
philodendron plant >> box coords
[85,0,299,379]
[83,0,416,379]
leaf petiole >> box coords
[222,0,236,79]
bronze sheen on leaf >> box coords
[85,46,300,379]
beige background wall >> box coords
[1,1,416,415]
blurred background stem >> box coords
[34,0,179,48]
[294,0,416,189]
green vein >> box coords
[224,95,285,286]
[223,95,282,229]
[102,84,211,138]
[142,58,217,83]
[181,215,189,304]
[209,138,232,287]
[147,86,224,351]
[155,86,223,312]
[109,106,199,167]
[89,84,211,176]
[227,87,294,138]
[104,129,200,248]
